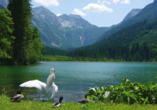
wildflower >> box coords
[101,87,104,91]
[126,79,129,82]
[103,91,110,98]
[89,87,97,93]
[135,86,139,90]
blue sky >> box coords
[31,0,154,27]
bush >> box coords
[87,78,157,105]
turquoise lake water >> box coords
[0,62,157,102]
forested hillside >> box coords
[43,47,67,56]
[67,19,157,62]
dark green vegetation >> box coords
[87,78,157,105]
[0,9,14,60]
[42,55,111,62]
[43,47,67,56]
[66,19,157,62]
[0,0,44,65]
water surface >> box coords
[0,62,157,102]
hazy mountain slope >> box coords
[32,6,109,49]
[97,20,157,47]
[0,4,4,9]
[122,9,141,22]
[102,8,141,34]
[98,0,157,41]
[0,0,7,7]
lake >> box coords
[0,62,157,102]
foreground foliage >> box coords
[0,2,44,65]
[87,78,157,105]
[1,95,157,110]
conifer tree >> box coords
[8,0,32,64]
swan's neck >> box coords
[46,73,55,86]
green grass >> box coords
[42,55,157,62]
[1,95,157,110]
[42,55,128,62]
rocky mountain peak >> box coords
[122,8,141,22]
[58,14,96,28]
[69,14,82,19]
[32,6,60,27]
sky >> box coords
[31,0,154,27]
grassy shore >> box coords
[42,55,157,62]
[1,95,157,110]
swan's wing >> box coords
[19,80,46,92]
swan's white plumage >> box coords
[19,80,46,93]
[19,68,58,99]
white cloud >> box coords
[121,0,130,4]
[83,3,113,13]
[34,0,59,6]
[105,1,111,5]
[98,0,101,3]
[57,13,62,16]
[112,0,120,4]
[72,8,87,16]
[98,0,111,5]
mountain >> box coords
[122,9,141,22]
[98,0,157,41]
[32,6,109,50]
[0,4,4,9]
[101,9,141,34]
[0,0,8,7]
[58,14,96,28]
[68,19,157,61]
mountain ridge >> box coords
[32,6,109,49]
[122,9,141,22]
[98,1,157,41]
[58,14,97,28]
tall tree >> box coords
[8,0,32,64]
[0,9,14,58]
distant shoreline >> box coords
[41,55,157,63]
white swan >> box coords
[19,68,58,99]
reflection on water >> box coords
[0,62,157,102]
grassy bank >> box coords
[42,55,127,62]
[42,55,157,62]
[1,95,157,110]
